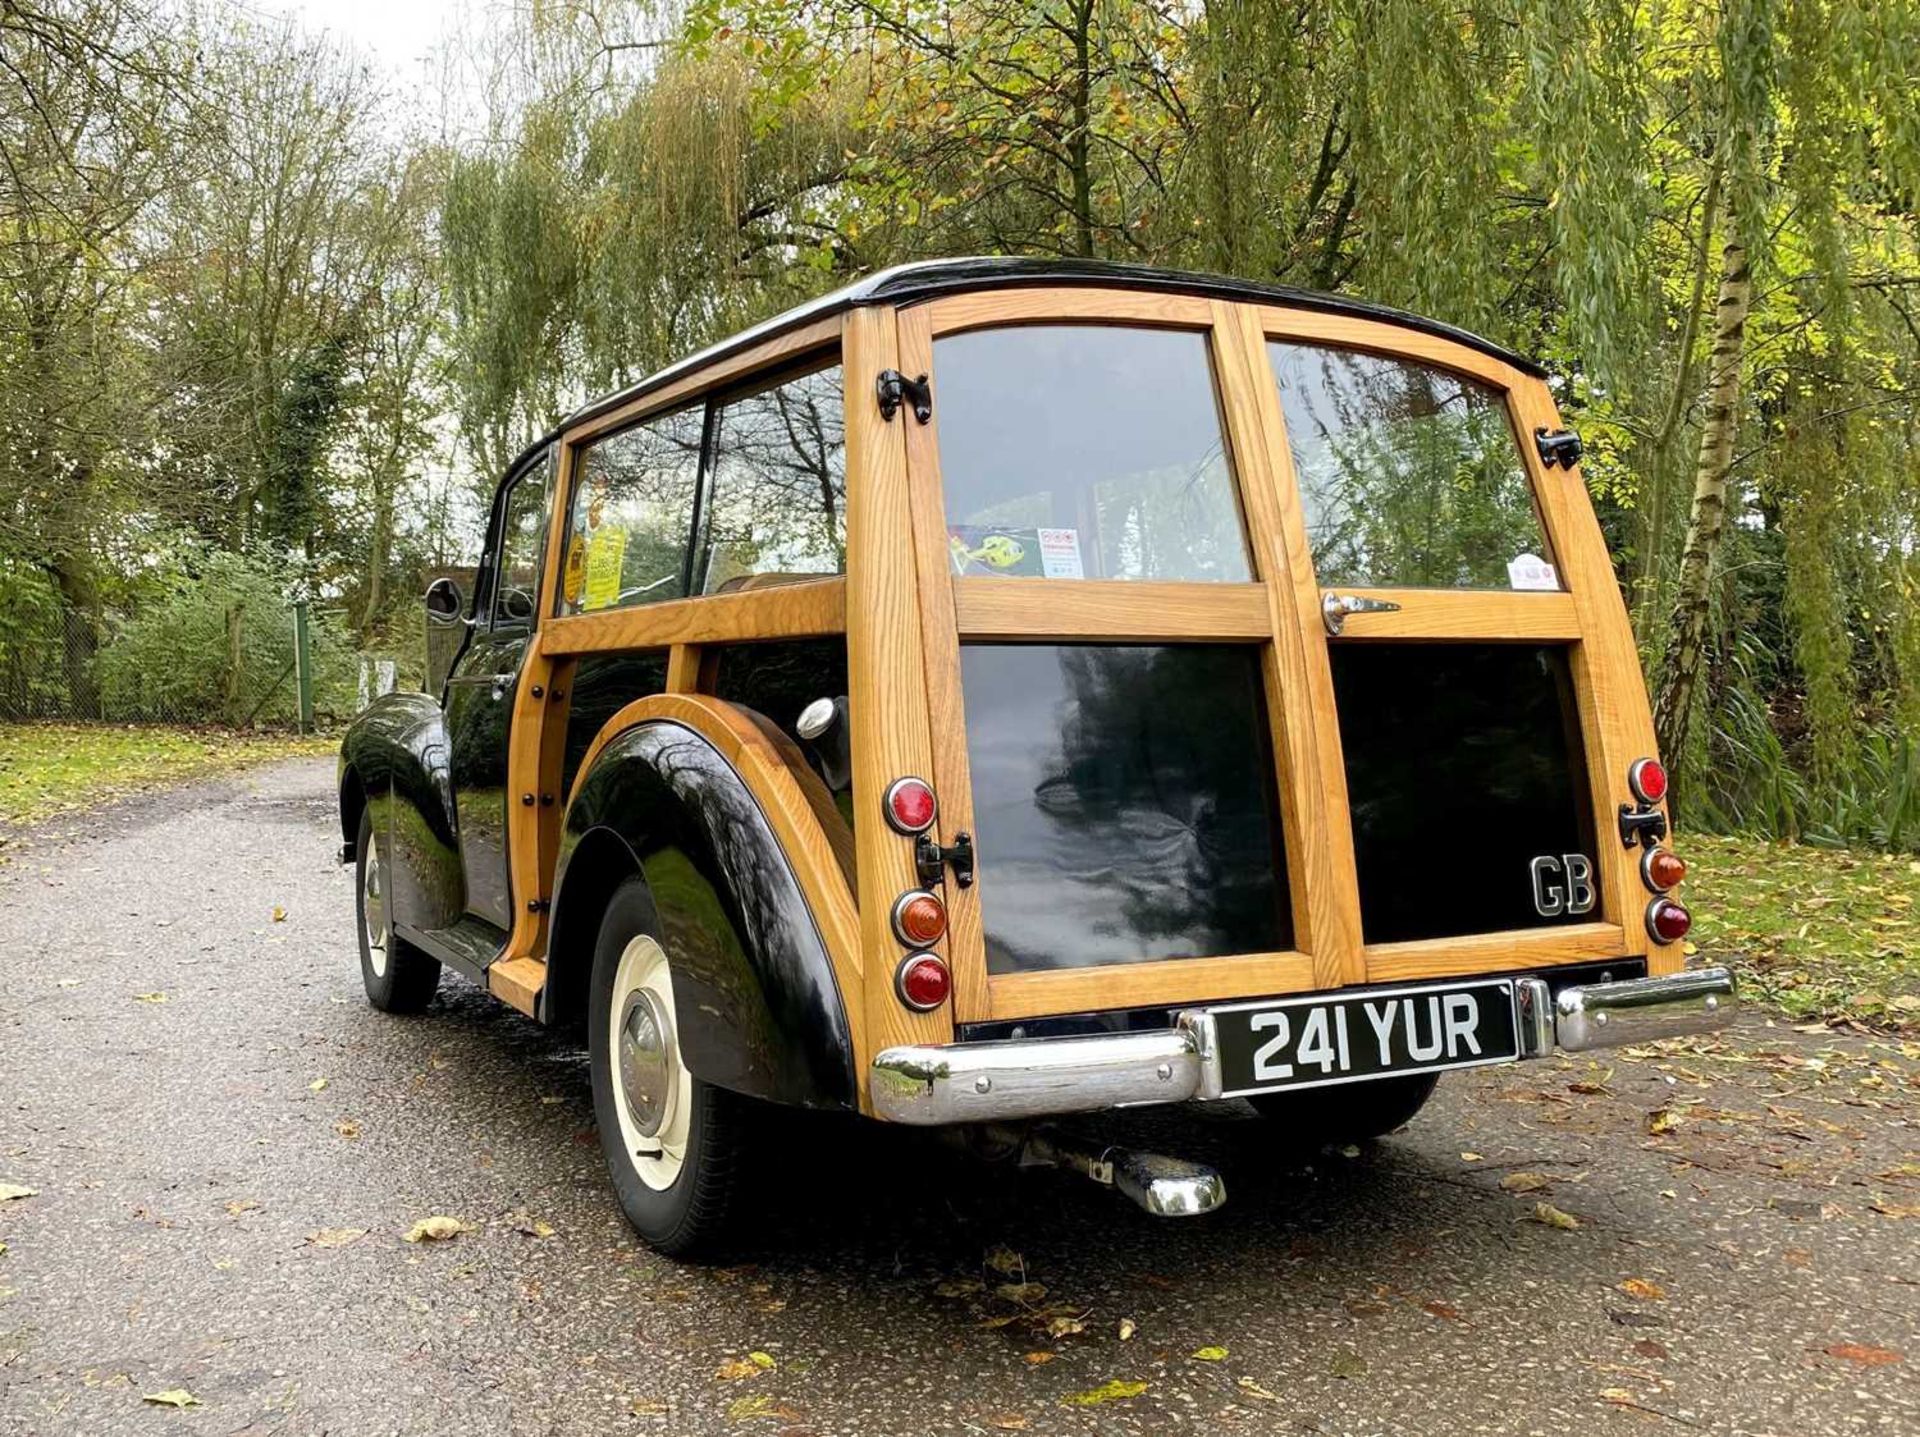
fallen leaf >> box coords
[305,1227,367,1249]
[1531,1202,1581,1231]
[1633,1339,1670,1360]
[1460,1151,1483,1162]
[990,1416,1031,1431]
[1329,1349,1368,1379]
[1237,1376,1280,1401]
[142,1389,200,1408]
[0,1183,38,1202]
[1618,1277,1666,1301]
[1061,1379,1148,1407]
[1500,1172,1551,1193]
[1599,1387,1637,1405]
[1824,1343,1901,1366]
[133,992,167,1004]
[272,906,287,922]
[985,1245,1024,1275]
[1423,1300,1464,1322]
[996,1281,1047,1305]
[724,1392,798,1421]
[1046,1316,1085,1339]
[402,1215,474,1243]
[333,1119,360,1139]
[1117,1317,1136,1341]
[1870,1200,1920,1219]
[1647,1108,1682,1136]
[933,1277,983,1298]
[1024,1351,1055,1365]
[1191,1345,1228,1361]
[715,1353,774,1381]
[308,1077,329,1092]
[506,1211,556,1239]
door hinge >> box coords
[526,897,551,914]
[1535,427,1584,469]
[916,830,975,888]
[877,369,932,424]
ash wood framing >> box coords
[987,952,1317,1021]
[953,579,1271,641]
[542,579,846,656]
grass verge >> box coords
[1685,832,1919,1030]
[0,723,334,831]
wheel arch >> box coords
[550,701,863,1112]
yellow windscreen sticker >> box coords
[562,533,587,607]
[581,527,628,611]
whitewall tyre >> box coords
[354,807,440,1014]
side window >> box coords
[492,458,551,627]
[932,325,1250,583]
[697,363,846,594]
[1268,342,1557,591]
[560,406,706,615]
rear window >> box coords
[959,643,1290,973]
[1268,343,1558,591]
[933,326,1251,583]
[1331,644,1596,943]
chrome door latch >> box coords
[1321,592,1401,635]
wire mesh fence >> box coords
[0,599,407,729]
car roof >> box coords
[513,257,1547,474]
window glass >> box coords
[1268,343,1557,590]
[933,326,1250,583]
[561,407,704,615]
[959,643,1289,972]
[492,458,550,627]
[698,365,846,594]
[1331,643,1595,942]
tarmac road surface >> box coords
[1,758,1916,1435]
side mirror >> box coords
[498,585,536,625]
[425,576,465,619]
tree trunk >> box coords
[1067,0,1095,259]
[49,557,101,719]
[1652,225,1753,773]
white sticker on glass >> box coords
[1507,553,1558,591]
[1038,527,1084,579]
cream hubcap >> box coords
[362,833,389,978]
[608,934,690,1190]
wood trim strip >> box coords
[541,578,846,656]
[665,643,702,693]
[986,951,1317,1021]
[1219,301,1368,986]
[1251,305,1529,392]
[1321,588,1582,641]
[844,304,954,1076]
[562,315,842,448]
[952,578,1272,641]
[488,955,545,1017]
[1363,922,1628,982]
[920,287,1214,339]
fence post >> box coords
[293,600,314,735]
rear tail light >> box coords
[1628,757,1669,806]
[891,890,948,947]
[884,776,937,834]
[1641,847,1687,893]
[1646,897,1691,945]
[894,952,950,1011]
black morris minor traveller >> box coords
[338,258,1736,1256]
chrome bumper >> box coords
[869,967,1738,1125]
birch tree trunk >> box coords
[1652,225,1753,770]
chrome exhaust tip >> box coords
[1011,1127,1227,1218]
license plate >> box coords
[1200,980,1520,1096]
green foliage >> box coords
[93,551,358,724]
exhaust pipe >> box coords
[1012,1127,1226,1218]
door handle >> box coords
[489,673,516,701]
[1321,592,1402,636]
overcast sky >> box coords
[251,0,463,79]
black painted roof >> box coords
[527,257,1545,468]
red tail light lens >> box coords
[891,890,948,946]
[884,777,937,834]
[1628,757,1669,805]
[1646,897,1691,944]
[894,952,950,1011]
[1641,847,1688,893]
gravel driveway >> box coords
[1,758,1915,1435]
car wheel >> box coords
[1247,1072,1440,1145]
[355,807,440,1014]
[588,875,756,1258]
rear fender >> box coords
[552,718,856,1111]
[338,692,464,930]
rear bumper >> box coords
[869,966,1737,1125]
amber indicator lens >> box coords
[895,952,951,1010]
[1628,757,1669,806]
[1646,897,1692,944]
[1642,847,1687,892]
[884,777,938,834]
[892,890,948,947]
